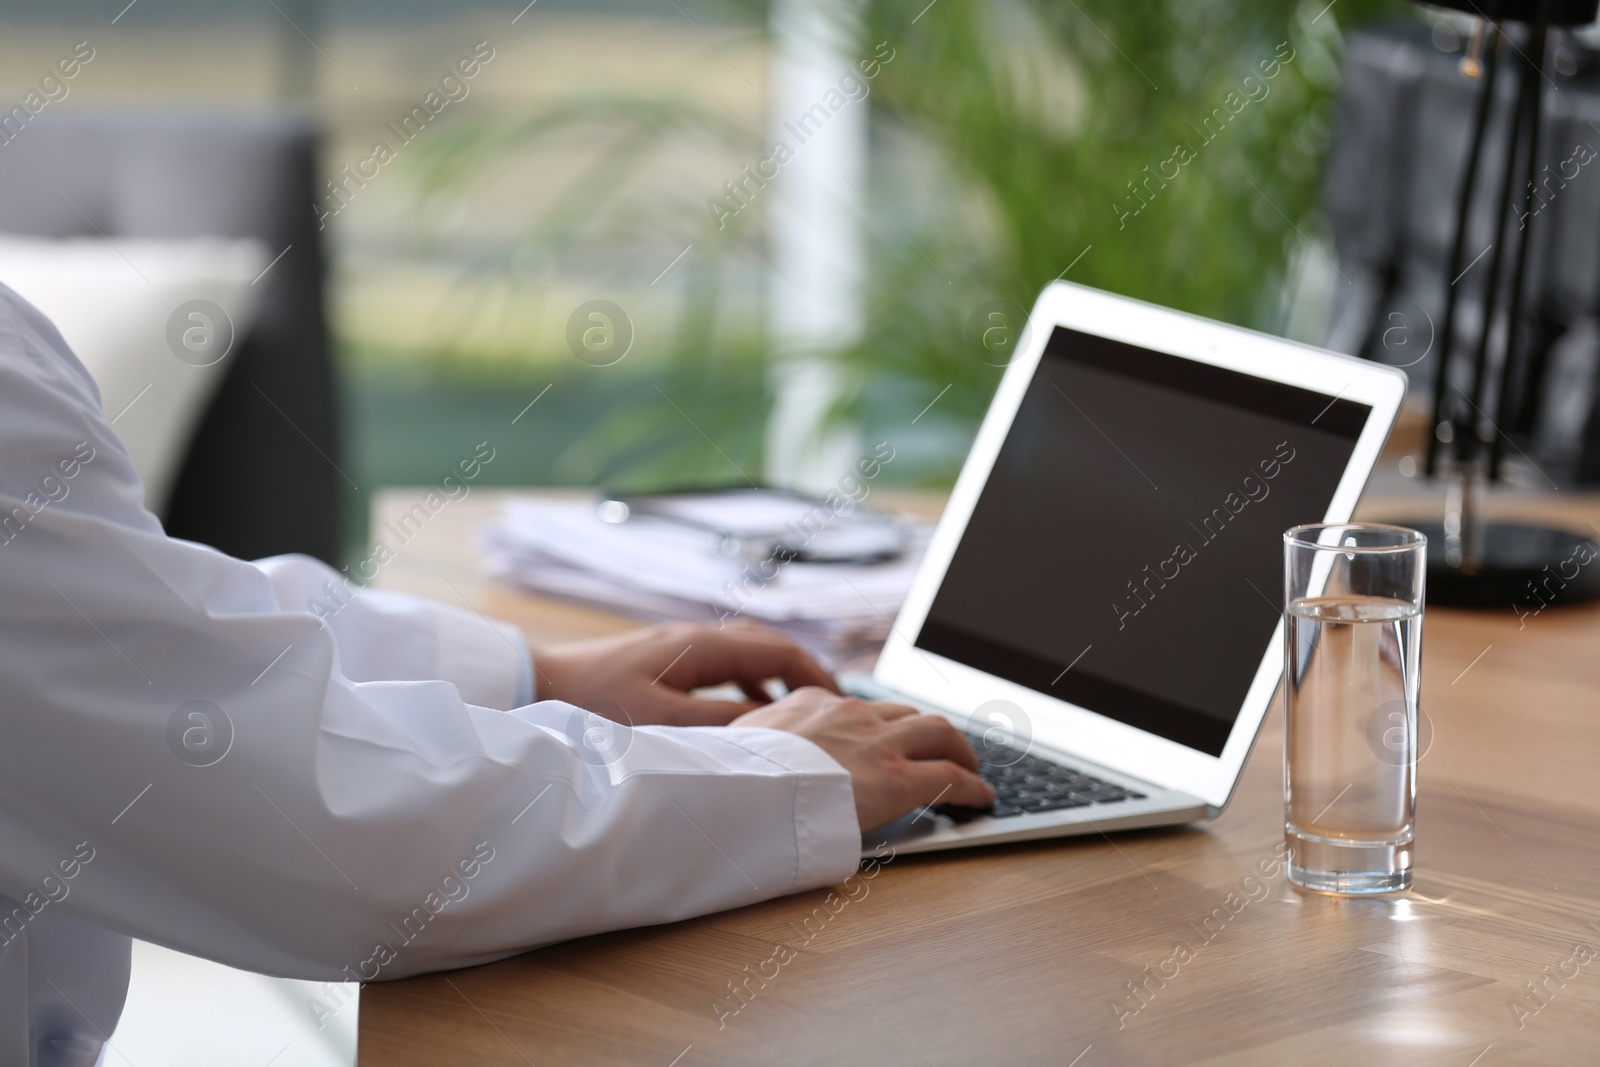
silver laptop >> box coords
[850,282,1406,856]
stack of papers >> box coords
[481,497,931,666]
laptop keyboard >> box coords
[937,732,1146,821]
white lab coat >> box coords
[0,284,861,1065]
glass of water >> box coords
[1283,523,1426,894]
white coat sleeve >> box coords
[249,554,533,712]
[0,284,862,1053]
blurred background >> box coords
[0,0,1438,576]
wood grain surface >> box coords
[361,488,1600,1066]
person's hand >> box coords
[534,621,839,727]
[732,688,996,832]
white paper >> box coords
[480,498,931,665]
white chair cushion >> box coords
[0,234,268,513]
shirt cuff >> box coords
[715,726,862,891]
[433,608,529,711]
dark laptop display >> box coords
[915,326,1371,756]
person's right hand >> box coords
[732,687,996,833]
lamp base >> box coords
[1400,521,1600,608]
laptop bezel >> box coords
[872,281,1407,811]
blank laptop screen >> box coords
[915,326,1371,756]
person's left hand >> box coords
[533,621,840,727]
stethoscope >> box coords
[596,489,909,564]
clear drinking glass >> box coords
[1283,523,1426,894]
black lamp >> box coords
[1399,0,1600,606]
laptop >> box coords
[848,281,1406,856]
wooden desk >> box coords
[362,489,1600,1066]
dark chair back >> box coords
[0,111,341,563]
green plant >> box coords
[837,0,1409,479]
[402,96,774,490]
[394,0,1414,489]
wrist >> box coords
[532,646,569,704]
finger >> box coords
[905,760,995,810]
[659,626,840,697]
[871,700,921,721]
[892,715,982,773]
[727,627,840,695]
[736,679,774,704]
[651,690,762,727]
